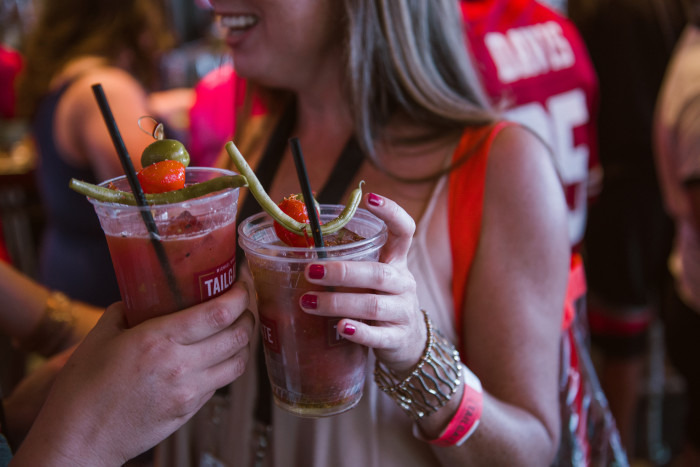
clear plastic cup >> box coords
[89,167,239,327]
[239,206,387,417]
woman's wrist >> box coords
[414,365,483,447]
[374,309,484,446]
[374,310,463,420]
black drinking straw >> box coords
[91,83,183,309]
[289,137,326,256]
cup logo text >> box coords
[259,315,280,353]
[328,318,349,348]
[196,256,236,300]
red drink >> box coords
[106,218,237,326]
[239,206,387,417]
[90,168,239,326]
[251,252,367,416]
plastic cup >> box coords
[89,167,239,327]
[238,206,388,418]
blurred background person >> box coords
[568,0,687,459]
[15,0,177,307]
[462,0,599,258]
[461,1,623,463]
[654,1,700,465]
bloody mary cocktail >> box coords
[239,206,387,417]
[90,167,239,327]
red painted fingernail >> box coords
[301,294,317,309]
[309,264,325,279]
[343,323,356,335]
[368,193,383,207]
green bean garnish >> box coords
[69,140,363,237]
[225,141,363,236]
[317,181,364,234]
[69,175,248,205]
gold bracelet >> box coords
[374,310,462,420]
[16,291,77,357]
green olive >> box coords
[141,139,191,168]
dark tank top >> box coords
[32,80,121,307]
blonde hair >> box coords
[345,0,494,148]
[234,0,497,175]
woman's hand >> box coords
[299,193,426,373]
[11,281,254,467]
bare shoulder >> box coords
[483,123,565,220]
[478,121,569,271]
[55,66,152,177]
[487,123,557,183]
[57,67,148,131]
[67,67,147,112]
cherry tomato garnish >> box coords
[273,194,319,247]
[137,160,186,194]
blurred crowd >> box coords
[1,0,700,466]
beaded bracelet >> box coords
[374,310,462,420]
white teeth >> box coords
[219,15,258,30]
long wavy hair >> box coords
[17,0,174,118]
[234,0,498,180]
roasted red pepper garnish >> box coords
[136,160,185,194]
[273,194,318,247]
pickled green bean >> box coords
[69,175,247,205]
[225,141,363,236]
[224,142,306,232]
[69,140,363,237]
[317,181,364,235]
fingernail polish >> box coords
[301,294,317,309]
[309,264,325,279]
[343,323,356,336]
[368,193,383,207]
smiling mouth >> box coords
[219,14,258,32]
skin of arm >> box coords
[300,125,569,465]
[0,261,97,444]
[55,68,156,182]
[147,88,195,133]
[9,282,253,467]
[427,125,569,466]
[2,348,74,445]
[0,261,101,344]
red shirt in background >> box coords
[0,219,12,264]
[0,45,23,119]
[462,0,600,250]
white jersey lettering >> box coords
[504,89,590,245]
[485,21,575,83]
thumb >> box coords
[84,302,128,341]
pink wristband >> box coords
[427,366,483,447]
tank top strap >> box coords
[448,120,515,341]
